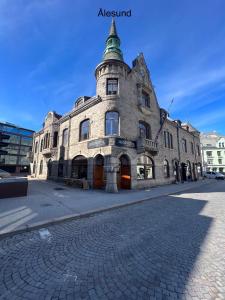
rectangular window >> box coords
[197,145,200,156]
[217,151,221,157]
[206,151,212,157]
[106,78,118,95]
[218,159,222,164]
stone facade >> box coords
[201,132,225,173]
[30,20,202,192]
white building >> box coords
[201,132,225,173]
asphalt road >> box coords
[0,180,225,300]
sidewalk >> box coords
[0,178,210,238]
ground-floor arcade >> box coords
[31,146,203,192]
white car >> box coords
[0,169,11,178]
[203,171,225,180]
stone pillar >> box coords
[105,156,119,193]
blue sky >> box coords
[0,0,225,134]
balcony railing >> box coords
[136,137,158,154]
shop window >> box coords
[71,155,87,179]
[137,155,154,180]
[105,111,119,135]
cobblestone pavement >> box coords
[0,181,225,300]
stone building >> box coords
[31,20,202,192]
[201,132,225,173]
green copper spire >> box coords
[103,19,124,61]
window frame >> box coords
[139,121,151,140]
[163,159,170,178]
[62,128,69,146]
[79,119,90,141]
[106,78,118,95]
[137,155,155,180]
[105,111,119,136]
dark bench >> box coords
[0,178,28,199]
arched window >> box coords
[137,155,154,180]
[62,128,68,146]
[79,119,90,141]
[164,159,170,178]
[39,160,43,175]
[139,121,151,139]
[71,155,88,179]
[105,111,119,136]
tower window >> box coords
[107,78,118,95]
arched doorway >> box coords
[174,161,179,182]
[48,159,52,177]
[181,163,187,181]
[118,154,131,189]
[93,154,105,189]
[58,158,64,177]
[71,155,88,179]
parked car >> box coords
[203,171,225,180]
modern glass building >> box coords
[0,122,34,174]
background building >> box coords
[201,132,225,173]
[0,121,34,174]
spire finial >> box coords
[109,18,117,36]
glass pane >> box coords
[145,166,153,179]
[106,112,119,135]
[137,165,145,180]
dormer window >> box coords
[141,91,150,108]
[107,78,118,95]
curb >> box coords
[0,180,209,240]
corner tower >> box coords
[95,19,130,99]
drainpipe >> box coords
[176,122,182,182]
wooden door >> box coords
[120,155,131,189]
[94,165,104,189]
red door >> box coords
[119,155,131,189]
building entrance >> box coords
[93,154,105,189]
[118,155,131,189]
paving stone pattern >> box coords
[0,181,225,300]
